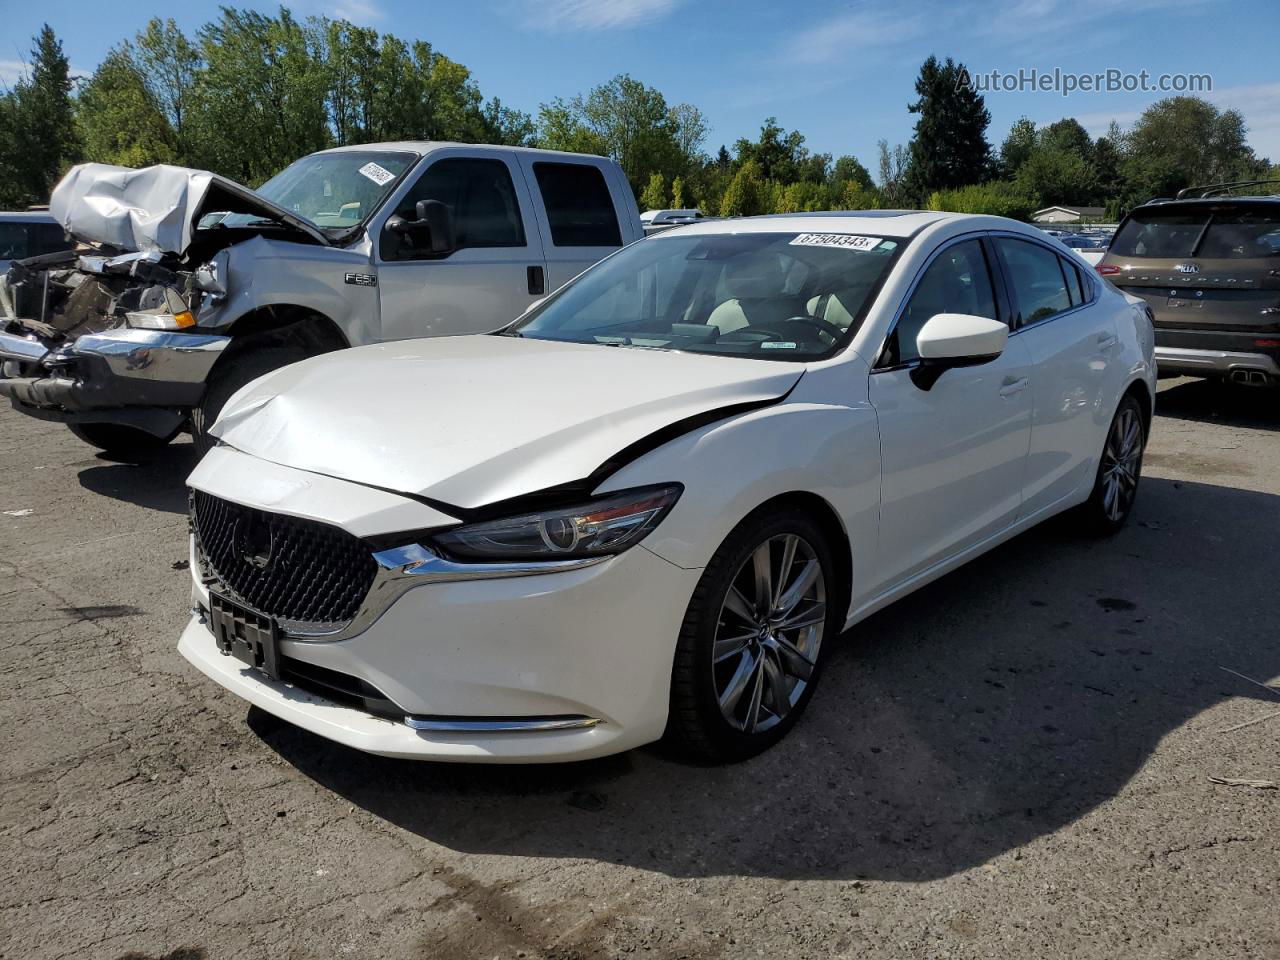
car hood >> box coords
[50,162,331,255]
[209,335,804,510]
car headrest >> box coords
[722,255,786,300]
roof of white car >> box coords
[316,141,614,163]
[651,210,959,238]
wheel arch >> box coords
[1121,376,1153,433]
[208,304,349,381]
[742,490,854,623]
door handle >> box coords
[527,265,545,295]
[999,376,1029,397]
[1097,332,1118,351]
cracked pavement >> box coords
[1,377,1277,960]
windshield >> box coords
[211,150,417,233]
[513,231,902,361]
[1111,206,1280,259]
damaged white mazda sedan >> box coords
[179,212,1156,763]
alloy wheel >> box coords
[712,533,826,734]
[1100,405,1143,522]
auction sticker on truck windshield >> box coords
[358,162,396,186]
[789,234,882,251]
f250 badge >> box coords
[344,272,378,286]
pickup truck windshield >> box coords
[513,231,901,361]
[212,151,417,234]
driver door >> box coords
[867,236,1033,594]
[375,149,545,341]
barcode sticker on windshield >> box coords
[789,233,882,250]
[358,162,396,186]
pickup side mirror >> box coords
[910,313,1008,391]
[386,199,456,258]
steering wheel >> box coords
[780,314,846,341]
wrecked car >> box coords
[0,145,642,455]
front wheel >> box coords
[666,508,840,763]
[1080,394,1147,534]
[68,422,173,458]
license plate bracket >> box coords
[209,593,281,680]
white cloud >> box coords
[781,8,926,64]
[330,0,386,24]
[529,0,682,31]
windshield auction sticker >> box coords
[789,233,882,250]
[358,162,396,186]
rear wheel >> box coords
[191,346,310,457]
[68,422,172,457]
[1081,394,1146,534]
[666,508,839,763]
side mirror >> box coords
[911,313,1007,391]
[386,200,455,257]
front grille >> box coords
[191,490,378,628]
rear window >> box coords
[0,221,69,260]
[1111,206,1280,259]
[532,162,622,247]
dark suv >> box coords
[1098,180,1280,386]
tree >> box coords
[904,55,991,198]
[0,25,80,207]
[999,117,1037,177]
[538,74,705,193]
[1038,117,1093,161]
[926,181,1035,219]
[670,175,686,209]
[639,171,667,210]
[131,19,201,148]
[831,155,874,191]
[719,161,766,216]
[877,140,911,208]
[1120,96,1261,203]
[734,117,822,183]
[76,50,177,168]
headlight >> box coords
[431,484,682,561]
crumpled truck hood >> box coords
[210,335,804,510]
[50,162,330,255]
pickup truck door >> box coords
[513,156,635,293]
[374,148,546,341]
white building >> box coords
[1033,205,1106,224]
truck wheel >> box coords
[68,423,173,458]
[192,346,311,457]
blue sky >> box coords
[2,0,1278,166]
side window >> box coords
[385,157,524,260]
[32,223,70,256]
[532,162,622,247]
[889,239,997,365]
[996,238,1072,326]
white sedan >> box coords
[179,212,1155,764]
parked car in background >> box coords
[179,211,1155,764]
[0,211,72,276]
[1097,179,1280,386]
[641,208,710,235]
[0,144,642,456]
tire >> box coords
[665,507,841,763]
[68,422,173,457]
[1080,393,1147,535]
[191,346,310,457]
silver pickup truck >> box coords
[0,143,642,456]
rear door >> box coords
[993,235,1118,515]
[375,148,546,341]
[516,157,632,291]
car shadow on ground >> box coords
[75,440,197,514]
[1155,377,1280,432]
[252,472,1280,882]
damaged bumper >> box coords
[0,326,229,434]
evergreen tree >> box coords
[904,56,991,199]
[0,25,80,207]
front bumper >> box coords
[0,326,229,432]
[179,464,701,761]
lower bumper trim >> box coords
[1154,345,1280,376]
[403,715,601,733]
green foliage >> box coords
[0,25,79,207]
[905,56,992,198]
[926,181,1035,219]
[538,74,705,194]
[76,50,177,168]
[639,171,668,210]
[999,117,1037,177]
[1014,147,1096,208]
[719,161,766,217]
[670,175,686,209]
